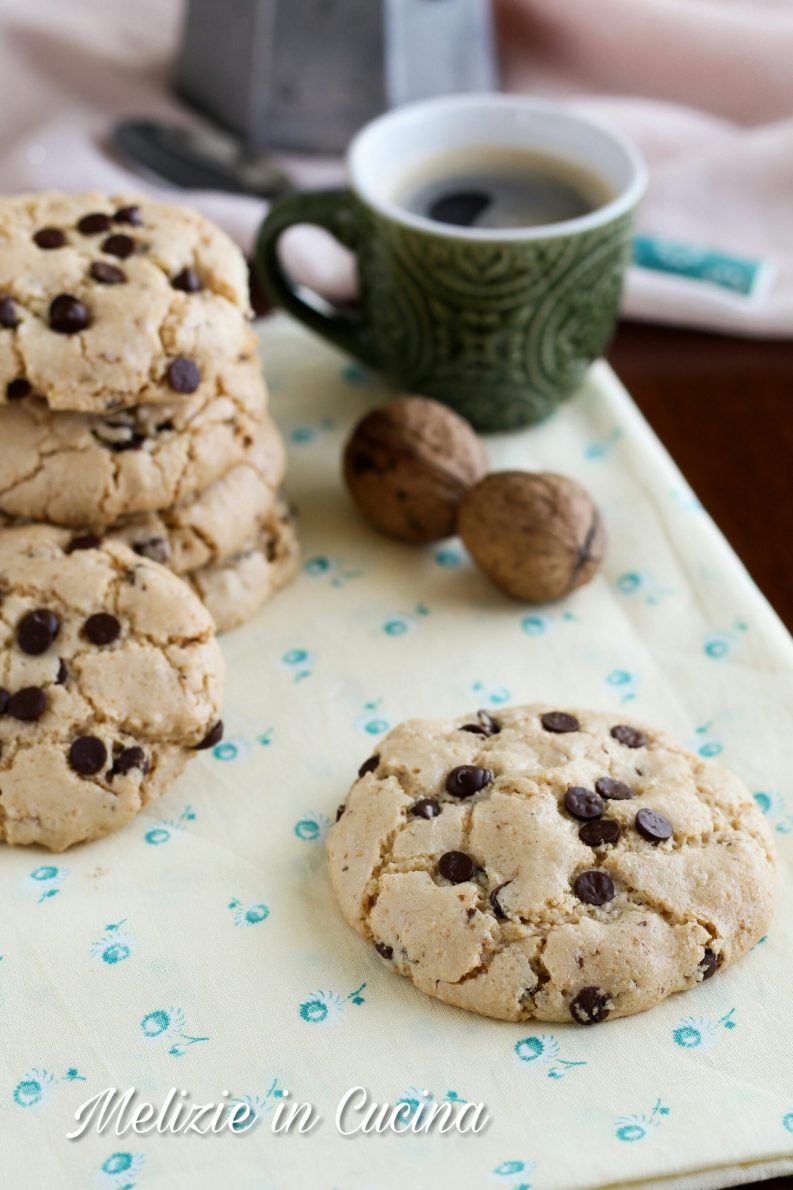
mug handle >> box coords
[254,189,379,366]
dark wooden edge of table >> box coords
[607,322,793,635]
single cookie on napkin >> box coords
[328,703,775,1023]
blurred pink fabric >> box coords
[497,0,793,335]
[2,0,793,335]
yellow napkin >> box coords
[1,316,792,1190]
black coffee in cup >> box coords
[393,146,614,229]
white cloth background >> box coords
[3,0,793,335]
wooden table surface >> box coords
[608,321,793,1190]
[607,322,793,634]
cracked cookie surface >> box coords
[106,416,286,575]
[327,703,775,1023]
[0,191,254,413]
[0,356,266,525]
[186,494,300,634]
[0,525,225,851]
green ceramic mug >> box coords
[255,95,646,431]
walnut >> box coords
[458,471,606,601]
[343,396,488,542]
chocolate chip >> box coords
[66,534,102,553]
[336,804,345,822]
[132,537,170,564]
[96,415,134,449]
[579,818,621,847]
[110,746,148,777]
[358,754,379,778]
[101,233,136,259]
[611,724,647,748]
[374,941,393,959]
[17,608,61,655]
[8,686,47,721]
[33,227,66,249]
[101,429,145,453]
[573,870,615,906]
[541,711,580,733]
[172,267,202,292]
[113,204,142,226]
[167,357,201,393]
[489,881,511,919]
[77,212,112,235]
[635,807,673,843]
[6,379,31,399]
[460,709,500,737]
[69,735,107,775]
[56,659,68,685]
[84,612,121,645]
[595,776,635,800]
[564,786,603,820]
[570,986,610,1025]
[0,296,19,328]
[438,850,475,883]
[90,261,126,285]
[700,948,719,980]
[49,293,89,334]
[445,765,493,798]
[196,720,224,750]
[411,798,441,819]
[0,688,9,714]
[478,709,500,734]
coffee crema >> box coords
[392,145,614,230]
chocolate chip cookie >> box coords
[327,703,775,1023]
[0,356,266,526]
[108,416,286,575]
[186,494,300,634]
[0,191,254,413]
[0,525,225,851]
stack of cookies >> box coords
[0,191,298,633]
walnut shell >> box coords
[458,471,606,601]
[343,396,488,542]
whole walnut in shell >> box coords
[458,471,606,601]
[343,396,488,542]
